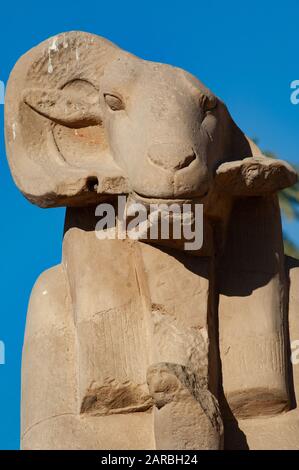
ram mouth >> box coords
[131,190,209,206]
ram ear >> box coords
[213,114,297,195]
[214,156,297,196]
[23,88,102,128]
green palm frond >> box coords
[262,148,299,222]
[278,192,297,219]
[283,235,299,259]
[253,140,299,259]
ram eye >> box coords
[199,93,217,113]
[104,93,124,111]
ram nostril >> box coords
[173,152,196,171]
[148,143,197,171]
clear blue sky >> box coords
[0,0,298,449]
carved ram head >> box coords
[5,31,297,211]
